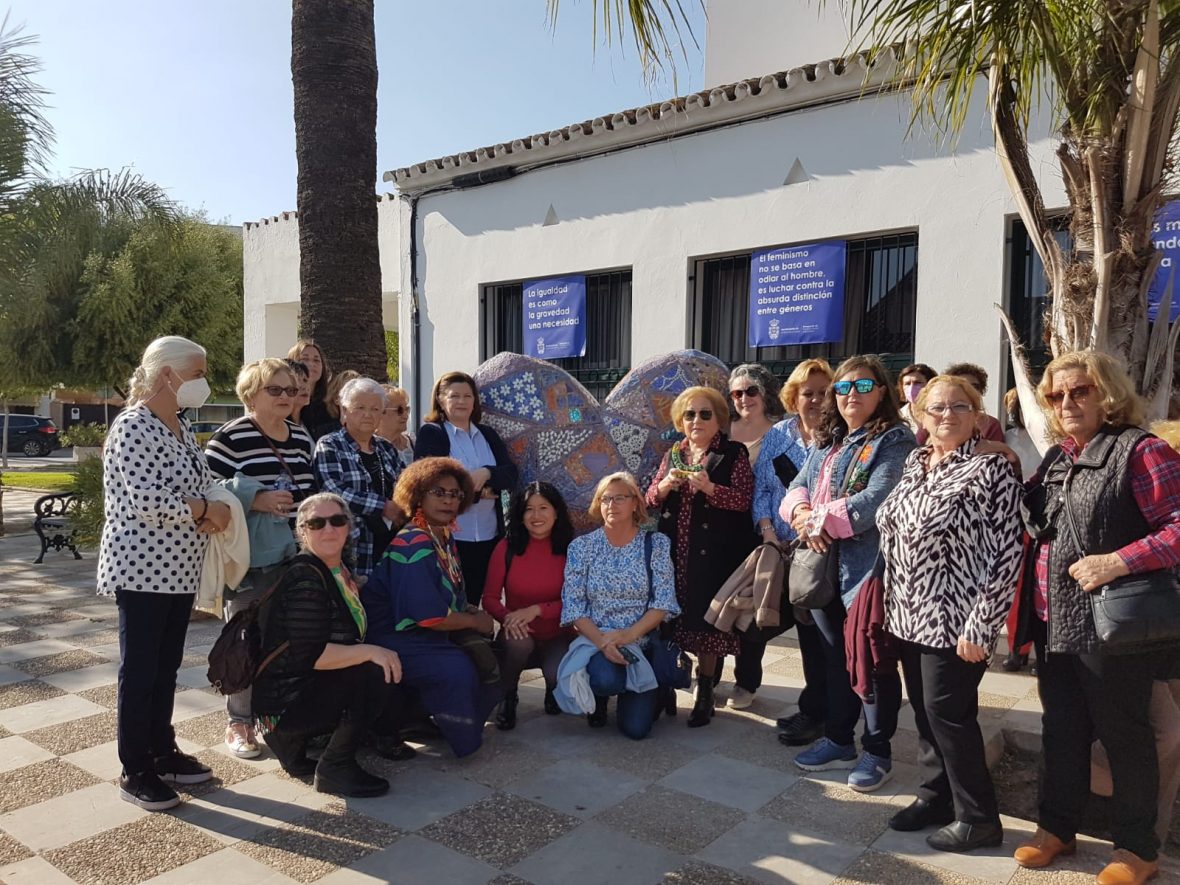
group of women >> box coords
[98,334,1180,885]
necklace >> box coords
[670,443,704,473]
[425,524,464,594]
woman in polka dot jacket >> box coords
[97,336,233,813]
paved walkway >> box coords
[0,539,1176,885]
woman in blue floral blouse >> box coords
[561,472,679,739]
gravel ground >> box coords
[174,749,266,799]
[0,679,66,710]
[430,736,560,790]
[663,860,764,884]
[8,610,87,628]
[584,733,701,781]
[240,805,403,883]
[595,785,745,854]
[0,758,100,813]
[22,710,118,755]
[0,627,43,647]
[0,831,33,867]
[68,628,122,649]
[419,792,580,869]
[760,777,902,846]
[172,710,229,748]
[12,649,109,677]
[833,850,991,884]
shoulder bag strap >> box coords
[1060,467,1089,557]
[248,418,299,486]
[836,438,870,497]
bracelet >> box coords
[195,497,208,524]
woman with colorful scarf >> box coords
[362,457,503,758]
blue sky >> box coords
[12,1,705,224]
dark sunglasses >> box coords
[303,514,350,530]
[832,379,879,396]
[427,487,464,501]
[729,386,761,400]
[1045,383,1094,407]
[384,405,409,416]
[682,409,714,422]
[263,385,299,398]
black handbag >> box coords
[787,439,868,610]
[1061,475,1180,650]
[640,532,692,689]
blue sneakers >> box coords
[847,751,893,792]
[793,737,858,771]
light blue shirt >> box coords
[444,421,498,541]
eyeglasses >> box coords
[730,386,761,400]
[601,493,635,506]
[384,406,408,416]
[832,379,879,396]
[263,385,299,398]
[1045,384,1094,407]
[682,409,714,422]
[303,514,350,530]
[426,487,464,501]
[346,405,383,415]
[924,402,975,417]
[798,389,826,400]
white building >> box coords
[242,0,1064,416]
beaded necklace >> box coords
[417,519,464,602]
[669,441,705,473]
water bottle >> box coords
[272,474,296,522]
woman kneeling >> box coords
[255,493,405,798]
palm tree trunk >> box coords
[291,0,387,381]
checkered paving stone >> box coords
[238,804,403,882]
[833,849,992,884]
[663,860,764,884]
[0,758,100,813]
[172,709,230,748]
[0,628,44,648]
[430,736,561,789]
[7,610,87,628]
[22,710,118,756]
[0,831,33,867]
[11,649,109,678]
[583,732,702,780]
[74,683,120,709]
[486,876,534,885]
[65,628,122,649]
[174,749,265,799]
[760,777,903,846]
[419,792,580,869]
[0,679,66,710]
[595,785,745,854]
[0,724,10,738]
[42,813,224,884]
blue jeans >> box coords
[586,651,658,740]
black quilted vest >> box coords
[1031,425,1149,655]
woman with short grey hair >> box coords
[313,376,403,576]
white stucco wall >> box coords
[705,0,854,86]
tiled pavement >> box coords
[0,539,1177,885]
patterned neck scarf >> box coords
[330,565,367,640]
[412,514,464,605]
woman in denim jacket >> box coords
[780,354,914,792]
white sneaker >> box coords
[225,723,261,759]
[728,687,755,709]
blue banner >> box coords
[523,275,587,359]
[1148,200,1180,323]
[748,241,846,347]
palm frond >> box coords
[546,0,701,76]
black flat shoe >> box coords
[543,688,560,715]
[495,690,518,731]
[889,798,955,832]
[587,696,608,728]
[926,820,1004,853]
[1002,653,1028,672]
[662,685,678,717]
[776,711,823,747]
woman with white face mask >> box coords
[97,336,232,813]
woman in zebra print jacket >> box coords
[876,374,1023,853]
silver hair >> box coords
[338,377,388,410]
[729,363,785,420]
[127,336,206,405]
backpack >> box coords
[206,578,289,696]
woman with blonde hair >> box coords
[378,385,415,470]
[1012,350,1180,884]
[561,472,678,738]
[647,385,755,727]
[98,336,230,811]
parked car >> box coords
[1,415,61,457]
[191,421,224,447]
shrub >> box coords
[61,423,107,448]
[69,457,104,548]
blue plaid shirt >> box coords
[313,429,403,577]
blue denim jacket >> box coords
[788,422,915,608]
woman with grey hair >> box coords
[313,377,403,576]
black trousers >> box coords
[116,590,194,774]
[272,663,403,741]
[899,640,997,824]
[795,620,829,721]
[1036,635,1163,861]
[456,538,500,607]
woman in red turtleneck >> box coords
[483,481,575,730]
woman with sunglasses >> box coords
[722,364,801,711]
[1010,351,1180,885]
[876,375,1023,852]
[646,386,756,727]
[313,377,403,578]
[362,457,503,758]
[378,385,415,471]
[206,358,317,761]
[781,355,914,792]
[254,493,406,797]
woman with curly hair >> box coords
[361,457,502,757]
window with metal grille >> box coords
[480,270,633,401]
[1005,218,1069,387]
[688,232,919,377]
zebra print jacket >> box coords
[876,439,1024,651]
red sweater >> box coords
[481,537,569,640]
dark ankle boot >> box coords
[495,690,519,731]
[688,677,714,728]
[314,720,389,798]
[587,695,608,728]
[660,685,678,717]
[543,687,560,715]
[264,729,317,776]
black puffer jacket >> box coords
[253,553,361,716]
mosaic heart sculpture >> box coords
[474,349,731,531]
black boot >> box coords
[688,677,714,728]
[587,695,608,728]
[543,687,560,715]
[495,690,519,731]
[313,719,389,798]
[1002,652,1028,672]
[660,685,678,717]
[264,729,317,777]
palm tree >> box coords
[290,0,387,381]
